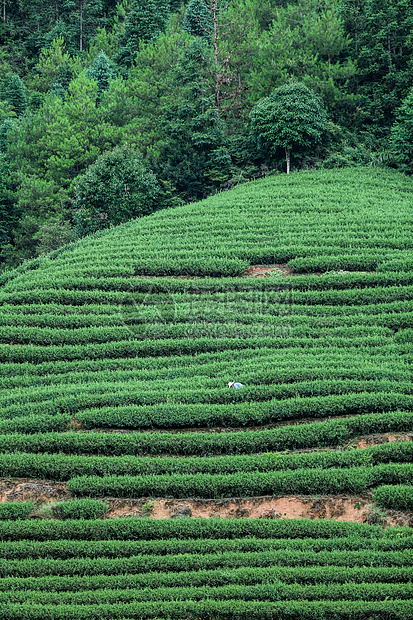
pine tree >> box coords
[182,0,212,39]
[0,118,14,152]
[2,74,27,117]
[340,0,413,129]
[30,73,104,190]
[31,36,72,93]
[390,87,413,172]
[0,155,18,257]
[86,50,115,99]
[154,37,231,199]
[78,0,104,52]
[115,0,170,67]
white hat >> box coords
[228,382,234,387]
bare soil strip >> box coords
[242,265,375,278]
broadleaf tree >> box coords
[250,80,327,173]
[74,145,162,236]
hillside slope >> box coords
[1,167,413,618]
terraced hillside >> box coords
[1,167,413,618]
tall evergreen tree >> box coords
[154,36,231,199]
[115,0,170,67]
[390,87,413,172]
[78,0,104,52]
[0,155,17,249]
[2,74,27,117]
[30,36,72,93]
[340,0,413,132]
[182,0,236,111]
[182,0,212,39]
[86,50,114,99]
[255,0,356,124]
[0,117,13,152]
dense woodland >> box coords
[0,0,412,269]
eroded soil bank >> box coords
[0,433,411,527]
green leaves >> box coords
[85,51,115,100]
[50,500,108,520]
[0,502,34,520]
[74,145,162,236]
[67,463,413,499]
[250,80,327,172]
[1,74,27,118]
[375,484,413,511]
[115,0,170,68]
[390,87,413,172]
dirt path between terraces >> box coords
[242,264,374,278]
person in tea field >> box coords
[228,381,243,388]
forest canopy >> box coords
[0,0,412,269]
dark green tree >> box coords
[0,155,17,253]
[250,80,327,173]
[0,117,14,152]
[254,0,356,125]
[153,36,231,200]
[341,0,413,132]
[78,0,104,52]
[86,50,115,99]
[182,0,212,39]
[2,74,27,117]
[115,0,170,67]
[30,36,72,93]
[184,0,232,110]
[74,145,162,235]
[337,0,364,54]
[390,87,413,172]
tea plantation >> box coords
[1,167,413,618]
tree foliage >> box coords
[1,0,413,270]
[74,145,162,235]
[86,50,115,99]
[115,0,170,67]
[250,80,327,173]
[390,87,413,172]
[182,0,213,39]
[30,37,73,93]
[2,73,27,117]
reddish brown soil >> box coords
[106,495,373,523]
[0,478,68,504]
[346,433,412,450]
[243,264,293,278]
[242,265,375,278]
[1,434,412,526]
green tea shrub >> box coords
[0,502,34,520]
[51,500,108,520]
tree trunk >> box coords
[212,0,219,108]
[80,0,83,52]
[285,148,291,174]
[3,0,5,22]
